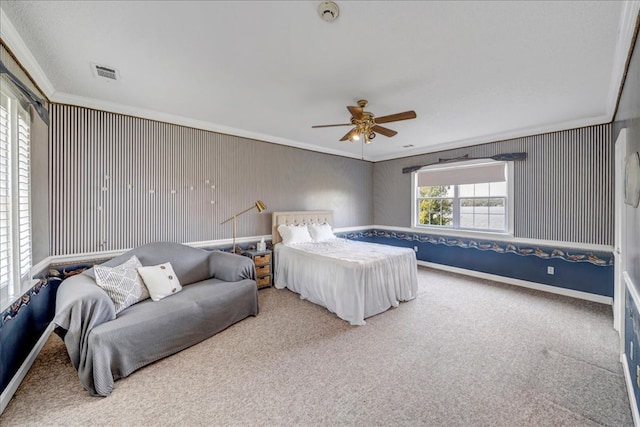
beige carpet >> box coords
[1,267,633,426]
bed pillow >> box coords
[94,255,150,314]
[137,262,183,302]
[308,223,336,242]
[278,224,313,245]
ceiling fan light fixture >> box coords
[312,99,417,145]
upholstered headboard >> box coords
[271,210,334,244]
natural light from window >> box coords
[413,161,513,234]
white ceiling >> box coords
[1,1,638,161]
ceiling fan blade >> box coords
[339,128,359,142]
[374,110,417,124]
[347,105,364,120]
[312,123,353,128]
[371,125,398,138]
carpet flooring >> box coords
[0,267,633,426]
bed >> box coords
[272,211,418,325]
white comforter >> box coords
[274,239,418,325]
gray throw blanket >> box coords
[54,242,258,396]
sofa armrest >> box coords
[209,251,256,282]
[53,274,116,371]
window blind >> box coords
[0,87,31,294]
[0,92,11,290]
[417,162,506,187]
[17,109,30,279]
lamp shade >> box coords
[255,200,267,213]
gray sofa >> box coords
[53,242,258,396]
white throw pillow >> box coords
[137,262,183,301]
[277,224,313,245]
[307,223,336,242]
[94,255,150,314]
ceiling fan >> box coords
[312,99,417,144]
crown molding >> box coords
[51,91,370,161]
[369,114,611,162]
[607,1,640,121]
[53,89,612,164]
[0,8,55,98]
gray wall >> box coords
[373,124,613,246]
[31,107,49,263]
[49,105,372,255]
[613,14,640,288]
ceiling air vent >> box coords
[91,63,119,81]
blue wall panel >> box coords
[341,229,614,297]
[0,280,58,393]
[625,288,640,412]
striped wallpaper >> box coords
[49,104,612,253]
[49,105,372,255]
[374,124,613,246]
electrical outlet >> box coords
[547,266,554,275]
[413,246,418,252]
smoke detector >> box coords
[318,1,339,22]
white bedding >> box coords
[274,238,418,325]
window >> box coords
[0,86,32,299]
[413,161,513,234]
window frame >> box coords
[411,160,515,237]
[0,82,33,305]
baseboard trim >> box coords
[0,322,54,415]
[418,261,612,305]
[622,353,640,427]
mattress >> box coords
[274,238,418,325]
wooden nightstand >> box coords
[244,249,272,289]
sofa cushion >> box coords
[87,278,259,393]
[94,255,150,314]
[85,242,212,286]
[137,262,183,301]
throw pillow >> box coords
[277,224,313,245]
[137,262,183,301]
[94,255,151,314]
[307,223,336,242]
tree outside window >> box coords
[417,185,453,226]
